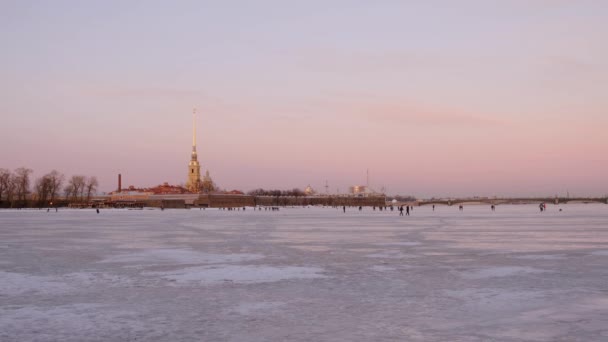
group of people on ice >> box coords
[398,205,411,216]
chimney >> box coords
[118,174,122,193]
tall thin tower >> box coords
[186,108,202,192]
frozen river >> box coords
[1,204,608,341]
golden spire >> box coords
[192,108,197,149]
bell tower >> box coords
[186,108,201,192]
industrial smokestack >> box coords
[118,174,122,193]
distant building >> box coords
[184,110,218,193]
[110,190,153,202]
[350,185,367,195]
[186,110,202,192]
[304,185,315,196]
[148,182,190,195]
[109,183,189,199]
[200,170,217,193]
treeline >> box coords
[247,188,306,197]
[0,167,98,208]
[247,188,408,200]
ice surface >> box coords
[512,254,567,260]
[369,265,397,272]
[2,204,608,341]
[458,266,549,279]
[144,265,326,284]
[0,271,74,296]
[100,249,263,265]
[366,250,418,259]
[374,241,421,246]
[231,301,286,315]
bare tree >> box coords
[13,167,33,207]
[0,168,10,202]
[6,174,17,207]
[33,170,64,206]
[65,175,86,202]
[48,170,64,204]
[85,176,98,202]
[34,174,52,206]
[78,177,86,201]
[247,188,266,196]
[64,183,73,201]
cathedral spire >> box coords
[192,108,197,151]
[187,108,202,193]
[191,108,198,161]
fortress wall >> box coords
[145,199,186,209]
[142,195,383,208]
[253,196,386,207]
[206,194,256,208]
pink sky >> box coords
[1,1,607,197]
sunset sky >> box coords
[1,1,607,197]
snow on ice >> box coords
[1,204,608,341]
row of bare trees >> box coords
[34,170,64,205]
[0,167,33,207]
[63,175,98,203]
[0,167,99,207]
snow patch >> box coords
[444,288,544,311]
[62,272,132,287]
[374,242,421,247]
[0,271,73,296]
[0,304,147,340]
[232,301,286,315]
[144,265,326,284]
[513,254,567,260]
[459,266,548,279]
[367,251,418,259]
[289,245,332,252]
[99,249,263,265]
[369,265,397,272]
